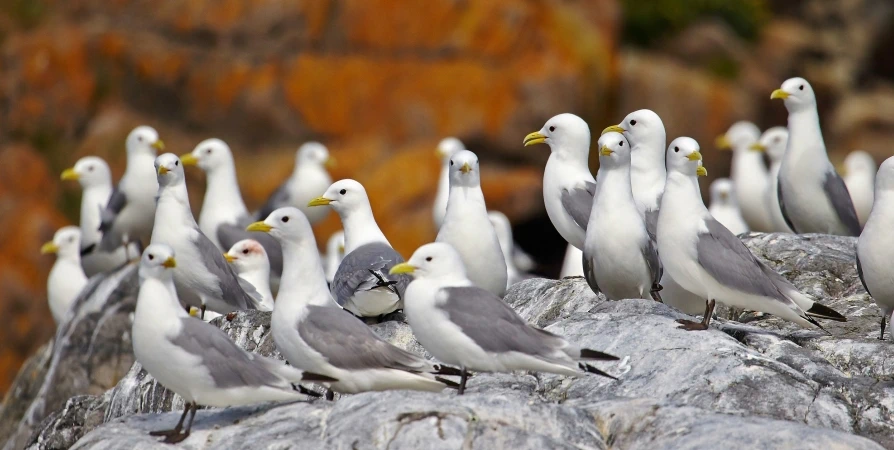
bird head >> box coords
[308,179,370,218]
[447,150,481,188]
[154,153,186,187]
[525,113,591,159]
[666,137,706,178]
[41,226,81,259]
[596,131,631,168]
[126,125,164,157]
[247,206,314,245]
[390,242,468,281]
[61,156,111,188]
[771,77,817,112]
[225,239,269,274]
[181,138,234,174]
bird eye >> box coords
[148,254,154,260]
[549,126,555,132]
[425,256,432,262]
[242,249,249,255]
[619,141,623,146]
[774,138,780,143]
[799,85,804,91]
[282,216,290,223]
[88,166,94,171]
[205,148,212,154]
[138,136,143,142]
[339,189,346,195]
[630,120,637,126]
[175,161,179,166]
[449,160,454,166]
[674,146,679,152]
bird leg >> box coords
[163,402,197,444]
[676,299,716,331]
[149,402,190,438]
[650,283,664,303]
[200,304,207,320]
[325,389,335,401]
[880,316,887,341]
[458,367,468,395]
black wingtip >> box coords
[806,302,847,322]
[292,384,322,397]
[302,372,339,383]
[580,348,620,361]
[80,243,96,256]
[435,376,461,389]
[432,364,465,377]
[580,363,618,380]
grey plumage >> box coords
[192,230,259,310]
[776,182,797,232]
[331,242,409,308]
[217,215,284,276]
[298,305,432,371]
[644,208,659,242]
[97,188,127,250]
[856,254,872,297]
[822,171,862,236]
[560,181,596,231]
[642,237,662,290]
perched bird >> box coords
[391,243,619,394]
[248,208,461,396]
[657,137,845,330]
[750,127,791,232]
[842,150,876,226]
[487,211,529,287]
[225,239,275,311]
[41,226,88,325]
[151,153,260,317]
[856,156,894,340]
[707,178,749,235]
[60,157,135,275]
[180,138,283,284]
[583,132,661,301]
[772,77,861,236]
[524,113,595,250]
[309,179,409,319]
[324,230,346,284]
[717,121,773,232]
[603,109,667,239]
[258,142,333,224]
[433,137,465,230]
[97,126,164,252]
[435,150,508,297]
[132,244,331,444]
[559,244,584,278]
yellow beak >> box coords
[770,89,790,100]
[224,253,236,263]
[460,162,472,174]
[308,197,333,207]
[749,142,767,152]
[338,244,345,253]
[601,124,625,136]
[325,156,336,169]
[523,131,547,146]
[188,306,201,317]
[180,153,198,166]
[40,241,58,254]
[151,139,166,151]
[715,135,731,150]
[696,166,708,177]
[60,168,79,181]
[600,145,614,156]
[158,165,169,175]
[246,221,273,233]
[687,151,703,161]
[389,262,416,275]
[162,256,177,268]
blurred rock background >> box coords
[1,0,893,394]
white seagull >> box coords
[856,156,894,339]
[433,137,465,230]
[717,121,773,231]
[225,239,275,311]
[842,150,876,226]
[258,142,333,224]
[750,127,791,232]
[41,226,88,325]
[707,178,749,235]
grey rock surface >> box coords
[14,233,894,449]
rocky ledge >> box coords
[3,233,893,449]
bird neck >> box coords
[241,268,274,308]
[201,165,249,222]
[446,185,488,216]
[157,183,197,227]
[341,208,389,252]
[786,108,825,159]
[80,186,111,244]
[732,146,767,179]
[136,276,185,321]
[551,148,590,169]
[664,171,707,214]
[276,239,333,308]
[124,152,157,182]
[594,165,636,209]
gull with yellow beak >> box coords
[716,121,772,232]
[435,150,508,297]
[151,153,261,318]
[42,226,88,325]
[96,125,165,254]
[433,137,465,229]
[308,179,410,319]
[583,132,662,301]
[657,137,845,330]
[772,77,861,236]
[524,113,595,250]
[751,127,791,232]
[225,239,275,311]
[61,156,137,275]
[258,142,333,224]
[707,178,749,235]
[180,138,283,288]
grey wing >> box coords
[193,231,258,310]
[777,180,798,233]
[560,181,596,231]
[219,216,284,276]
[99,187,127,233]
[856,253,872,297]
[582,251,601,294]
[642,237,662,287]
[644,209,659,243]
[170,317,282,389]
[257,182,291,221]
[331,243,409,307]
[441,286,559,356]
[823,171,862,236]
[697,218,791,302]
[299,305,430,372]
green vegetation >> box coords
[621,0,769,48]
[2,0,45,29]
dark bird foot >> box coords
[325,389,335,401]
[162,431,190,444]
[676,319,709,331]
[378,311,406,323]
[294,384,322,398]
[149,429,179,438]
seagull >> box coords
[436,150,508,297]
[41,226,88,325]
[559,244,584,278]
[657,137,846,331]
[247,208,461,397]
[707,178,749,235]
[433,137,465,229]
[842,150,876,226]
[750,127,791,232]
[772,77,861,236]
[716,121,773,231]
[60,156,135,276]
[258,142,333,224]
[180,138,283,285]
[583,132,661,301]
[324,230,346,284]
[151,153,260,317]
[487,211,530,287]
[524,113,595,250]
[308,179,409,319]
[602,109,667,240]
[225,239,275,311]
[391,242,619,394]
[96,125,164,253]
[857,156,894,340]
[132,243,332,444]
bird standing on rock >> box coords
[42,226,88,325]
[857,156,894,340]
[716,121,773,232]
[750,127,791,233]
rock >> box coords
[0,265,138,450]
